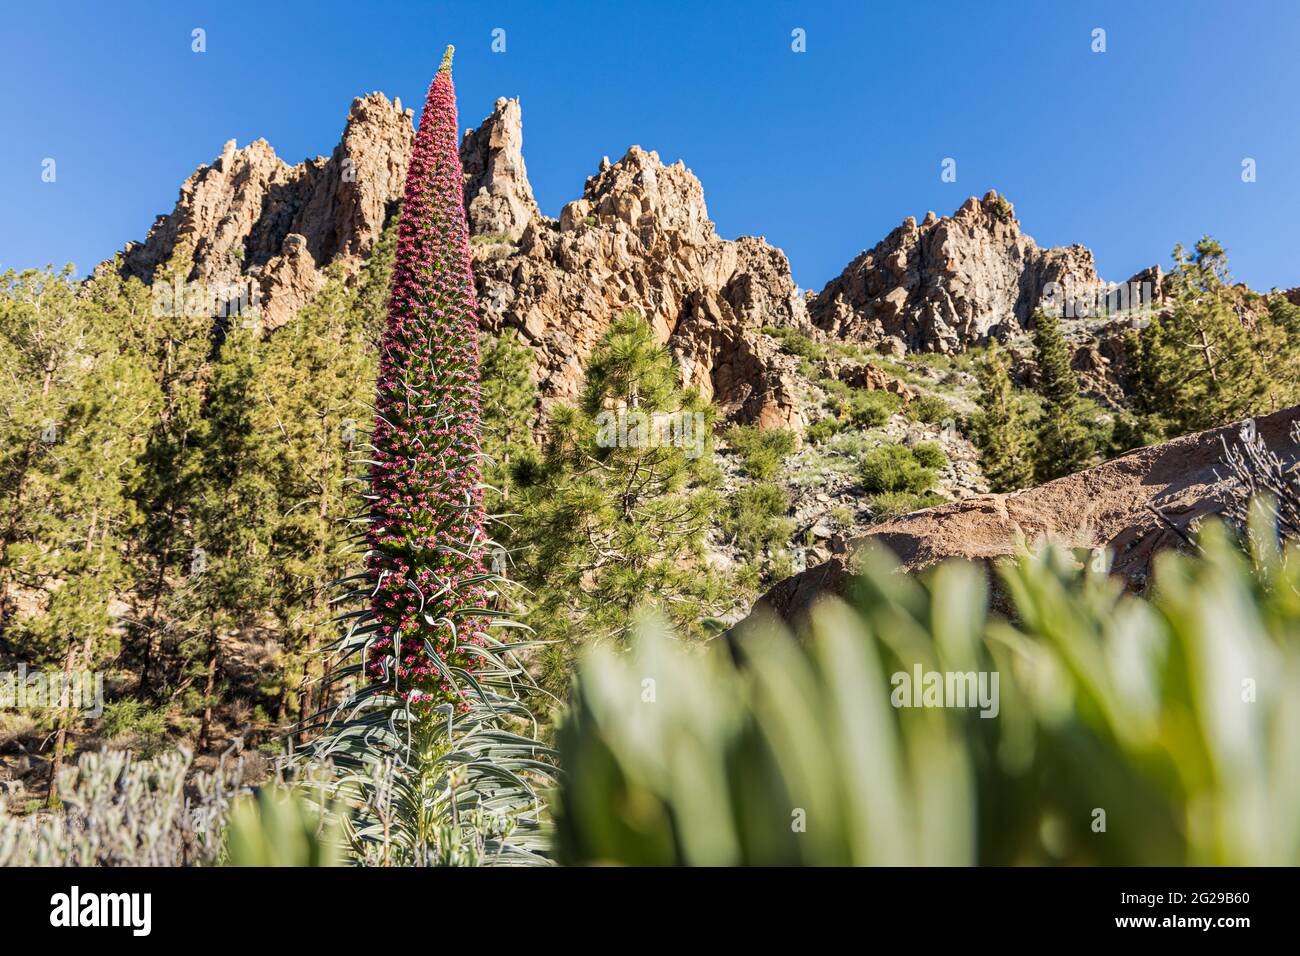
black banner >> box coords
[0,866,1278,942]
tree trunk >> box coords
[138,557,168,696]
[45,639,77,806]
[297,626,322,739]
[1198,327,1220,385]
[0,361,58,640]
[275,670,289,724]
[198,628,218,751]
[46,507,100,805]
[298,425,332,739]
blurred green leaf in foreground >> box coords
[555,507,1300,866]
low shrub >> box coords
[860,443,942,495]
[724,483,793,559]
[911,441,948,470]
[806,416,845,445]
[905,393,953,425]
[725,425,798,480]
[762,325,824,361]
[0,749,241,866]
[845,389,902,427]
[98,700,168,744]
[469,232,514,246]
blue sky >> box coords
[2,1,1298,292]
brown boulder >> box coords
[835,360,916,401]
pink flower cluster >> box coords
[365,49,487,710]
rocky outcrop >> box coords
[121,91,1170,432]
[119,92,415,329]
[809,192,1101,353]
[465,108,811,429]
[121,91,811,429]
[744,405,1300,629]
[460,97,539,242]
[832,358,916,401]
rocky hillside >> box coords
[114,86,1219,590]
[743,405,1300,630]
[462,99,808,431]
[810,192,1155,354]
[115,92,811,430]
[119,92,415,329]
[117,89,1171,432]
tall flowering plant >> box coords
[306,48,554,866]
[366,45,488,709]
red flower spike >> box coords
[365,45,486,711]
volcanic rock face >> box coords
[121,90,810,428]
[460,97,539,242]
[464,106,810,429]
[809,193,1100,353]
[119,92,415,328]
[121,90,1150,432]
[743,405,1300,630]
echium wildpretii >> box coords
[366,46,487,709]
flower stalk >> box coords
[366,43,487,711]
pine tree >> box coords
[1126,238,1269,438]
[354,211,400,345]
[0,265,155,799]
[969,341,1034,492]
[177,323,277,750]
[254,268,376,726]
[1030,309,1094,482]
[42,364,150,799]
[1262,295,1300,411]
[124,246,218,695]
[479,327,538,511]
[0,267,91,643]
[515,311,728,695]
[1117,323,1175,450]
